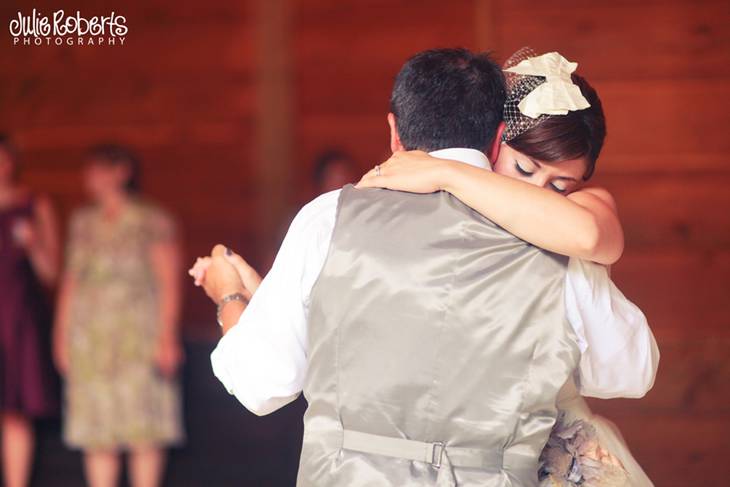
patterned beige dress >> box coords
[63,199,183,450]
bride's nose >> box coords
[532,173,551,188]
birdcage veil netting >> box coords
[502,47,551,141]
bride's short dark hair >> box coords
[507,75,606,180]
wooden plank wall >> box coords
[1,1,728,485]
[0,0,257,331]
[292,0,480,195]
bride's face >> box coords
[493,143,588,195]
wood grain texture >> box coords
[0,0,258,332]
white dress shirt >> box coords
[212,148,660,416]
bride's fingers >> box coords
[356,172,386,188]
[356,178,376,188]
[189,257,211,286]
[224,250,256,279]
[356,166,383,188]
[219,248,261,295]
[188,257,205,275]
[211,244,227,258]
[375,159,397,172]
[356,156,410,188]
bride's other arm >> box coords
[565,258,660,399]
[205,191,339,416]
[359,151,624,265]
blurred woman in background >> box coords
[54,144,184,487]
[311,149,358,195]
[0,134,60,487]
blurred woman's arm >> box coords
[149,217,184,377]
[53,271,75,376]
[52,210,85,376]
[26,195,60,286]
[358,151,624,265]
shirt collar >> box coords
[428,148,492,171]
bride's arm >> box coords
[441,162,623,264]
[358,152,624,265]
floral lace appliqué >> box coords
[539,413,629,487]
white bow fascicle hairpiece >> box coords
[504,51,590,119]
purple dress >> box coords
[0,197,58,417]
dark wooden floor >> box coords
[26,342,306,487]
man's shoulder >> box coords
[288,189,341,234]
[301,185,423,219]
[299,188,341,216]
[339,184,441,206]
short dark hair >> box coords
[390,48,506,152]
[312,149,355,186]
[506,75,606,180]
[87,143,142,193]
[0,133,20,179]
[0,133,17,156]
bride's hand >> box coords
[189,245,262,298]
[356,150,452,194]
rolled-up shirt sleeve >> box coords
[210,190,339,415]
[565,258,660,399]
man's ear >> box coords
[387,113,404,153]
[488,122,506,163]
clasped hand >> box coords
[189,244,262,305]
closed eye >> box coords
[515,160,533,176]
[550,182,568,194]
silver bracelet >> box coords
[216,292,248,327]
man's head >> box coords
[388,48,506,154]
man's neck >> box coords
[428,148,491,170]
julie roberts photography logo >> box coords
[9,9,127,46]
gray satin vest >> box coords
[298,185,580,486]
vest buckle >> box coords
[430,441,445,469]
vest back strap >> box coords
[342,429,503,470]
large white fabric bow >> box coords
[504,52,590,119]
